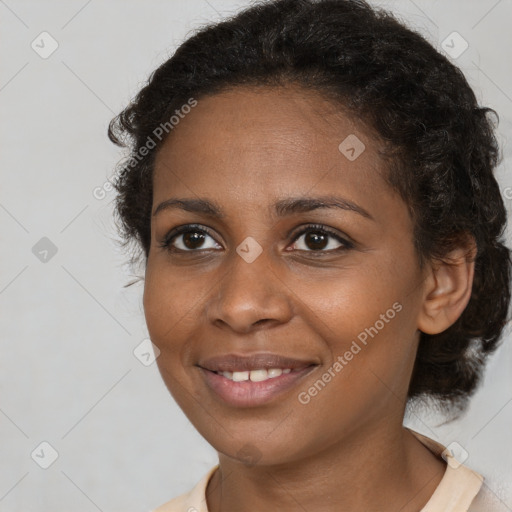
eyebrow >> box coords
[153,195,374,221]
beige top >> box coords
[150,428,503,511]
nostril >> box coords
[253,318,272,327]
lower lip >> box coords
[199,366,316,407]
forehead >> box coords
[152,85,388,207]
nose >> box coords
[206,247,294,334]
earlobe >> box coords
[417,238,477,335]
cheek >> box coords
[143,266,202,408]
[287,258,402,344]
[142,263,196,352]
[289,258,417,391]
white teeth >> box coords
[232,371,249,382]
[219,368,292,382]
[249,369,268,382]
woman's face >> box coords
[143,85,429,465]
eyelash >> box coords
[158,223,354,255]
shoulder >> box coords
[407,428,480,511]
[149,466,218,512]
[469,478,512,511]
[407,428,507,512]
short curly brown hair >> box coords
[108,0,511,415]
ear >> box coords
[417,236,477,335]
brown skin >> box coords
[143,84,476,512]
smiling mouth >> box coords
[198,352,317,372]
[197,353,318,407]
[214,367,296,382]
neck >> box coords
[206,422,446,512]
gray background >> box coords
[1,0,511,510]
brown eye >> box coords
[159,224,222,252]
[290,225,353,253]
[181,231,206,250]
[303,232,329,250]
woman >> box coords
[108,0,511,510]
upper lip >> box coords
[198,353,317,373]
